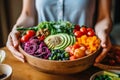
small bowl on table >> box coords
[90,70,120,80]
[0,64,12,80]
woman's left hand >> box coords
[94,19,112,63]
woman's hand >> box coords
[95,18,112,63]
[6,25,25,62]
[6,13,35,62]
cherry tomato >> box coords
[20,35,30,42]
[72,44,80,49]
[87,30,95,36]
[74,31,83,37]
[74,48,85,58]
[38,35,45,41]
[87,27,94,32]
[70,56,76,60]
[74,24,80,30]
[80,27,87,35]
[26,30,35,37]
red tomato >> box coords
[74,24,80,30]
[74,31,83,37]
[87,27,94,32]
[26,30,35,37]
[80,27,87,35]
[87,30,95,36]
[38,35,45,41]
[20,35,30,42]
[70,56,76,60]
[72,44,80,49]
[74,48,85,58]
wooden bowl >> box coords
[19,45,100,74]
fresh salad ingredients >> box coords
[73,25,100,53]
[37,21,74,35]
[49,49,69,60]
[77,35,100,54]
[65,26,100,60]
[18,21,100,61]
[65,44,86,60]
[44,33,75,50]
[73,25,95,37]
[94,71,120,80]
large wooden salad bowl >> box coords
[19,45,100,74]
[18,21,101,74]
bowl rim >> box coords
[19,45,100,63]
[90,71,104,80]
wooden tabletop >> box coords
[1,47,101,80]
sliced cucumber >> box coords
[103,71,119,78]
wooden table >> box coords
[1,47,101,80]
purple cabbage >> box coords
[22,36,51,59]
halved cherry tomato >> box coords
[74,31,83,37]
[80,27,87,35]
[20,35,30,42]
[26,30,36,37]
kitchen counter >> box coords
[1,47,101,80]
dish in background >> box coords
[0,64,12,80]
[0,50,6,63]
[90,71,120,80]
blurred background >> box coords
[0,0,120,47]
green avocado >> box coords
[44,33,75,50]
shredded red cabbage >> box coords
[22,36,51,59]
